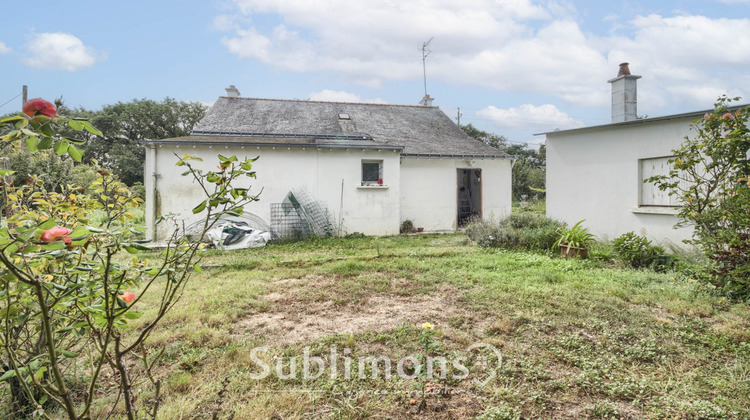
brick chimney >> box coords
[419,94,434,106]
[607,63,641,123]
[225,85,241,97]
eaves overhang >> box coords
[535,104,750,137]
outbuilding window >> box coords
[362,160,383,186]
[639,156,684,207]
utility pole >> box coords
[22,85,27,105]
[456,107,462,127]
[421,38,433,97]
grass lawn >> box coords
[95,234,748,419]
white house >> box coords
[143,89,513,240]
[543,63,708,247]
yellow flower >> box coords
[43,275,53,282]
[422,322,434,331]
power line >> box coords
[0,92,22,111]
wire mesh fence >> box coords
[269,188,334,241]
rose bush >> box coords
[0,99,260,419]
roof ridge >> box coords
[219,96,437,109]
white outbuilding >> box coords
[543,63,707,247]
[143,90,513,241]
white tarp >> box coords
[206,221,271,250]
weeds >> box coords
[19,233,749,419]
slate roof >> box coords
[178,96,509,158]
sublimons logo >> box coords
[247,343,502,387]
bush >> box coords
[612,232,677,272]
[68,163,99,193]
[648,96,750,301]
[465,215,565,252]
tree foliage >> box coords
[459,124,546,201]
[505,143,546,200]
[1,98,207,190]
[460,123,508,148]
[649,96,750,301]
[84,98,207,186]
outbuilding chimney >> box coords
[419,94,434,106]
[225,85,241,97]
[607,63,641,123]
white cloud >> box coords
[218,2,750,114]
[24,32,102,71]
[0,42,11,54]
[477,104,583,132]
[213,14,240,31]
[307,89,386,103]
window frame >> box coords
[361,159,384,186]
[638,155,682,207]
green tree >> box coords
[649,96,750,301]
[460,123,508,148]
[505,143,546,200]
[84,98,207,186]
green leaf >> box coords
[60,350,78,358]
[124,311,144,320]
[0,370,16,382]
[26,136,39,152]
[116,297,129,309]
[193,264,203,274]
[124,246,139,254]
[38,219,56,231]
[192,200,207,214]
[37,136,53,149]
[62,136,87,145]
[0,169,15,177]
[68,120,83,131]
[69,226,90,239]
[41,242,65,251]
[68,144,83,162]
[145,267,161,276]
[80,121,103,136]
[125,243,149,251]
[53,141,70,155]
[0,115,24,124]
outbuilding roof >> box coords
[177,96,509,158]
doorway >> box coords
[457,168,481,226]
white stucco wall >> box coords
[399,157,513,231]
[145,144,401,240]
[546,116,697,247]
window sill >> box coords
[358,185,389,189]
[631,206,679,215]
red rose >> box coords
[22,98,57,118]
[40,226,72,242]
[119,292,136,303]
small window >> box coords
[640,156,685,207]
[338,113,350,120]
[362,160,383,186]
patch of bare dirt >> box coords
[231,275,481,345]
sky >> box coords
[1,0,750,144]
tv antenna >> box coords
[421,37,433,97]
